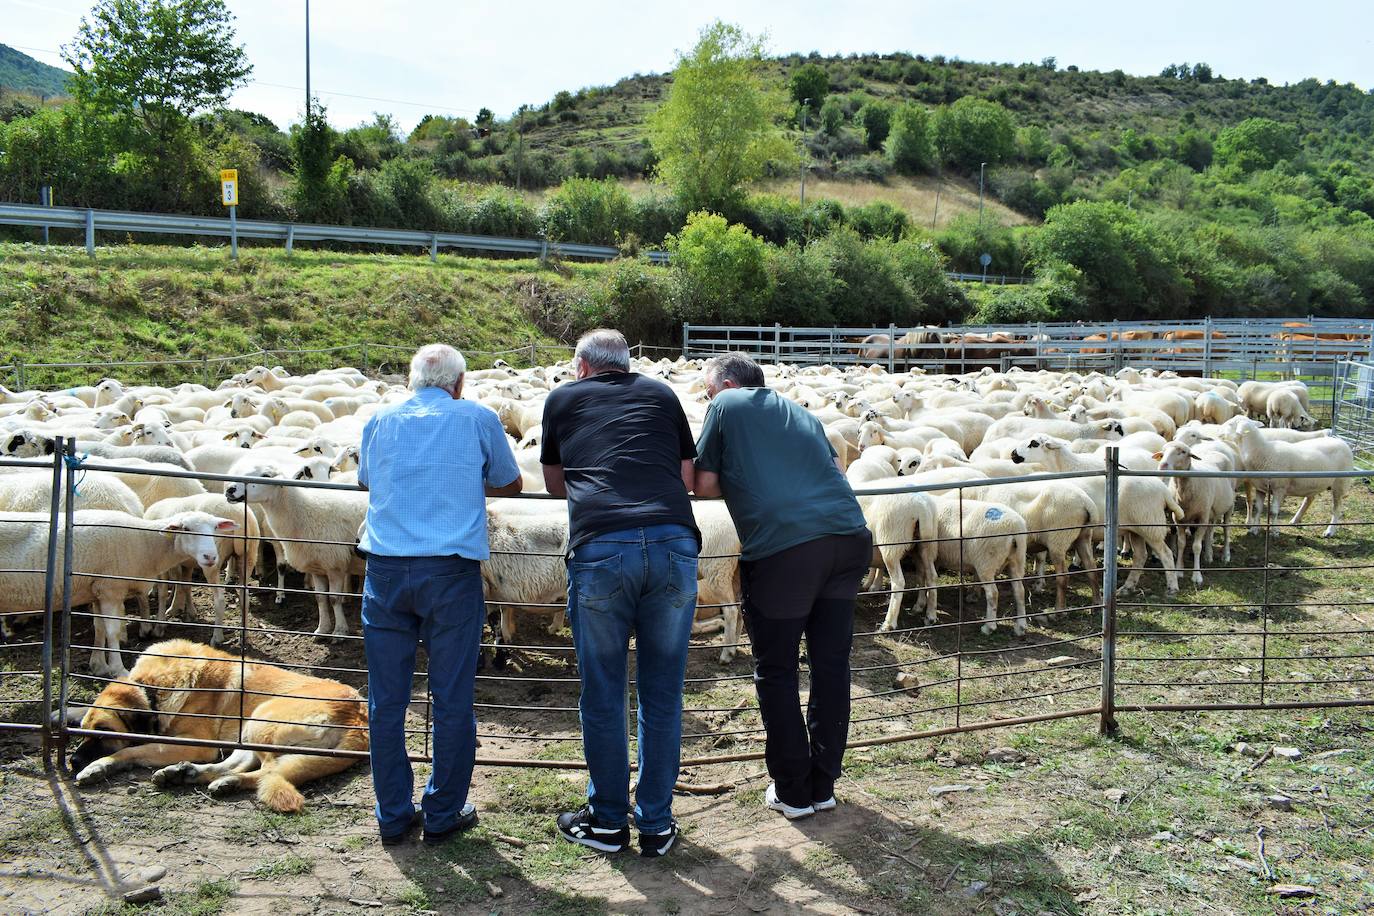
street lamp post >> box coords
[978,160,986,224]
[800,98,811,207]
[305,0,311,119]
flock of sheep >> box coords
[0,356,1357,682]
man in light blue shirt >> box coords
[357,343,521,846]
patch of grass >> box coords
[246,852,312,879]
[86,879,238,916]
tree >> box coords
[818,97,843,136]
[667,211,773,324]
[289,101,347,223]
[475,107,494,127]
[647,21,793,212]
[884,103,934,174]
[788,63,828,109]
[1215,117,1299,172]
[62,0,251,160]
[932,96,1016,171]
[855,101,891,150]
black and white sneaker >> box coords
[638,822,678,858]
[556,806,629,853]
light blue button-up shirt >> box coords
[357,386,520,559]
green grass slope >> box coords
[0,243,596,389]
[0,44,70,98]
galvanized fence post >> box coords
[14,358,25,392]
[1100,448,1120,735]
[84,208,95,257]
[56,439,77,768]
[681,323,690,360]
[774,323,782,363]
[39,437,65,769]
[1203,316,1212,377]
[887,323,896,374]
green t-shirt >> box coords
[695,387,868,562]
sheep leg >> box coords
[978,576,999,636]
[1290,495,1315,527]
[544,610,566,635]
[274,543,289,605]
[1007,548,1028,636]
[719,603,740,665]
[879,546,907,631]
[1324,483,1345,538]
[920,544,940,623]
[98,596,128,679]
[1190,524,1208,587]
[1221,510,1233,562]
[1031,554,1048,594]
[310,574,332,637]
[1144,531,1180,595]
[327,570,351,636]
[1118,533,1147,594]
[205,561,227,646]
[1073,532,1101,605]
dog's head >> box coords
[68,680,157,773]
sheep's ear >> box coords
[161,520,186,539]
[1151,451,1163,461]
[214,520,239,532]
[163,420,172,428]
[1044,440,1063,450]
[221,431,236,441]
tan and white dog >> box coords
[70,639,368,812]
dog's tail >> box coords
[258,771,306,813]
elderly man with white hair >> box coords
[357,343,522,847]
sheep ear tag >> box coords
[162,523,184,540]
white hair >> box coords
[574,329,630,373]
[408,344,467,391]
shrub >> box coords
[932,96,1016,171]
[835,153,892,182]
[885,103,935,174]
[810,227,917,326]
[631,193,688,247]
[818,98,844,136]
[847,201,910,241]
[541,178,634,245]
[789,63,829,108]
[855,101,892,150]
[738,193,804,246]
[988,167,1060,219]
[594,258,677,343]
[765,241,840,325]
[466,186,540,237]
[377,157,440,228]
[1215,118,1299,172]
[667,211,773,324]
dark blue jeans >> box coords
[362,554,483,838]
[567,523,698,832]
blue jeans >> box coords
[567,523,698,832]
[362,554,484,838]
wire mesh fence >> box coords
[1,439,1369,782]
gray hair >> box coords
[574,329,630,373]
[705,352,765,389]
[408,344,467,391]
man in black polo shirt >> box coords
[540,329,699,858]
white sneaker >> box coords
[812,796,837,812]
[765,783,815,820]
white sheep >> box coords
[225,464,367,636]
[1009,436,1185,595]
[144,494,262,645]
[930,496,1030,635]
[846,461,940,631]
[481,500,570,659]
[1265,387,1316,430]
[1156,442,1235,586]
[1230,418,1352,537]
[691,500,744,664]
[0,509,237,677]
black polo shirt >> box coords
[540,371,699,552]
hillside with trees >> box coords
[0,44,70,99]
[2,7,1374,335]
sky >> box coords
[5,0,1374,134]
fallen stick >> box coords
[1256,827,1274,880]
[492,833,527,848]
[1246,748,1273,773]
[675,780,735,796]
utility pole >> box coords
[304,0,311,119]
[978,161,987,225]
[800,98,810,206]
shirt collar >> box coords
[415,386,453,401]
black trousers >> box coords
[740,530,872,808]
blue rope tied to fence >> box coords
[63,452,88,496]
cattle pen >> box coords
[0,335,1372,913]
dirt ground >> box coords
[2,487,1373,914]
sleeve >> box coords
[539,391,562,466]
[482,409,521,486]
[673,393,697,461]
[694,402,723,473]
[357,416,376,489]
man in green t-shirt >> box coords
[694,353,872,820]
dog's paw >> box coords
[75,760,113,786]
[152,761,198,787]
[207,775,241,798]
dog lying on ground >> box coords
[69,639,368,812]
